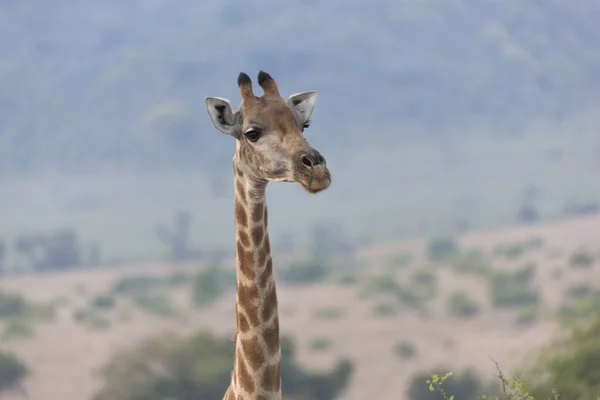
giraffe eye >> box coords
[302,120,311,132]
[245,129,261,142]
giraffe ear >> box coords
[205,97,240,138]
[286,91,318,124]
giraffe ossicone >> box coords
[205,71,331,400]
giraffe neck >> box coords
[229,161,281,400]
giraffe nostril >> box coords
[301,154,314,168]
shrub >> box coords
[314,307,344,320]
[309,338,332,351]
[94,331,353,400]
[112,271,189,295]
[490,268,539,309]
[427,237,459,261]
[72,308,110,330]
[192,264,235,307]
[449,251,491,277]
[372,302,399,317]
[527,312,600,399]
[385,253,413,270]
[132,293,177,317]
[92,294,116,309]
[280,260,328,285]
[569,249,595,268]
[0,351,28,392]
[2,319,35,341]
[515,305,538,327]
[0,292,26,318]
[395,341,416,359]
[565,283,592,300]
[448,292,480,317]
[410,270,438,300]
[408,369,499,400]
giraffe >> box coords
[205,71,331,400]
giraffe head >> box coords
[205,71,331,194]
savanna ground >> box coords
[0,213,599,400]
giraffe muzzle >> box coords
[295,149,331,193]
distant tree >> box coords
[516,204,539,224]
[528,312,600,400]
[0,350,29,394]
[94,330,353,400]
[13,229,82,272]
[156,210,201,263]
[408,368,499,400]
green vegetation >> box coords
[309,338,332,352]
[557,288,600,322]
[362,271,429,311]
[280,260,329,285]
[415,313,600,399]
[92,293,116,309]
[448,292,480,318]
[2,318,35,341]
[112,272,189,296]
[409,369,500,400]
[73,308,110,331]
[94,331,353,400]
[448,251,492,277]
[515,306,538,327]
[132,293,178,318]
[395,341,417,359]
[427,237,459,261]
[191,264,235,307]
[372,302,399,317]
[569,249,595,268]
[0,291,54,325]
[313,307,344,320]
[384,253,413,271]
[0,351,28,393]
[489,265,539,309]
[494,238,544,261]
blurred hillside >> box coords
[2,0,600,174]
[2,1,600,263]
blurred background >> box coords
[0,1,599,399]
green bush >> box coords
[132,293,177,317]
[112,271,190,295]
[408,369,499,400]
[385,253,413,270]
[94,331,353,400]
[427,237,459,261]
[449,251,492,277]
[0,292,26,318]
[0,351,28,392]
[527,312,600,400]
[493,238,542,260]
[569,249,595,268]
[192,264,235,307]
[490,268,539,309]
[313,308,344,320]
[2,319,35,341]
[565,283,592,300]
[410,270,438,300]
[309,338,332,352]
[372,302,399,317]
[280,260,328,285]
[515,305,539,327]
[363,272,399,295]
[395,341,416,359]
[448,292,480,317]
[92,293,116,309]
[72,308,110,330]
